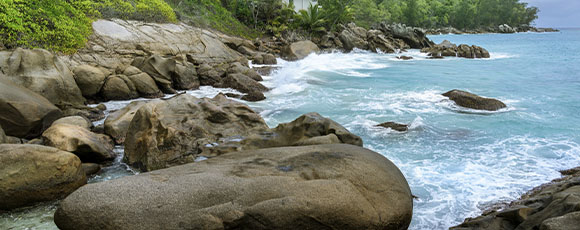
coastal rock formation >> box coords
[377,122,409,132]
[281,40,320,60]
[82,163,101,176]
[0,125,6,144]
[52,116,92,130]
[443,90,506,111]
[104,100,147,144]
[0,144,86,210]
[122,66,163,98]
[42,123,115,163]
[0,48,85,108]
[452,167,580,230]
[339,23,369,51]
[421,40,490,59]
[54,144,413,230]
[498,24,516,33]
[72,65,107,98]
[124,94,269,171]
[123,95,363,171]
[0,79,63,138]
[378,23,434,49]
[101,74,139,101]
[221,73,268,95]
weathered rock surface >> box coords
[377,122,409,132]
[65,19,246,70]
[0,144,86,210]
[124,95,362,171]
[52,116,92,130]
[378,23,434,49]
[281,40,320,61]
[221,73,268,95]
[421,40,490,59]
[101,75,139,101]
[42,123,115,163]
[124,94,269,171]
[443,90,507,111]
[452,167,580,230]
[54,144,413,230]
[123,66,163,98]
[104,100,147,144]
[0,125,6,144]
[0,79,63,138]
[334,23,431,53]
[0,48,85,107]
[72,65,107,98]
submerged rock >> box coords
[377,122,409,132]
[42,123,115,163]
[443,90,507,111]
[0,79,63,138]
[54,144,413,230]
[281,40,320,61]
[0,144,86,210]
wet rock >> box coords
[253,66,279,76]
[104,101,147,144]
[54,144,413,230]
[42,123,115,163]
[0,79,62,138]
[421,40,489,59]
[397,56,413,60]
[262,53,277,64]
[241,92,266,102]
[0,144,86,210]
[457,44,490,59]
[0,48,85,108]
[281,40,320,61]
[101,75,139,101]
[82,163,101,176]
[123,66,163,98]
[443,90,506,111]
[124,94,269,171]
[221,73,268,95]
[73,65,107,98]
[377,122,408,132]
[52,116,92,130]
[228,62,262,81]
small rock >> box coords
[377,122,408,132]
[443,90,507,111]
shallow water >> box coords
[2,30,579,229]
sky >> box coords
[522,0,580,28]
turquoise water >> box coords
[2,30,579,229]
[250,29,580,229]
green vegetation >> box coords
[350,0,539,29]
[0,0,176,53]
[165,0,258,38]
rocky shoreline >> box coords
[0,18,561,229]
[425,24,560,35]
[452,167,580,230]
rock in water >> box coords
[0,144,86,210]
[377,122,409,132]
[0,79,63,138]
[443,90,507,111]
[104,101,148,144]
[0,48,85,107]
[42,123,115,163]
[124,94,269,171]
[54,144,413,230]
[281,40,320,61]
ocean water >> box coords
[2,29,579,229]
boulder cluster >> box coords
[421,40,490,59]
[426,24,560,34]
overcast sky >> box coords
[521,0,580,28]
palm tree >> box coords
[297,4,327,35]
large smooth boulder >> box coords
[42,123,115,163]
[54,144,413,230]
[101,75,139,101]
[72,65,107,98]
[443,90,507,111]
[52,116,92,130]
[123,66,163,98]
[0,144,86,210]
[124,94,269,171]
[0,48,85,107]
[281,40,320,61]
[0,79,62,138]
[104,100,147,144]
[221,73,268,95]
[132,55,175,93]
